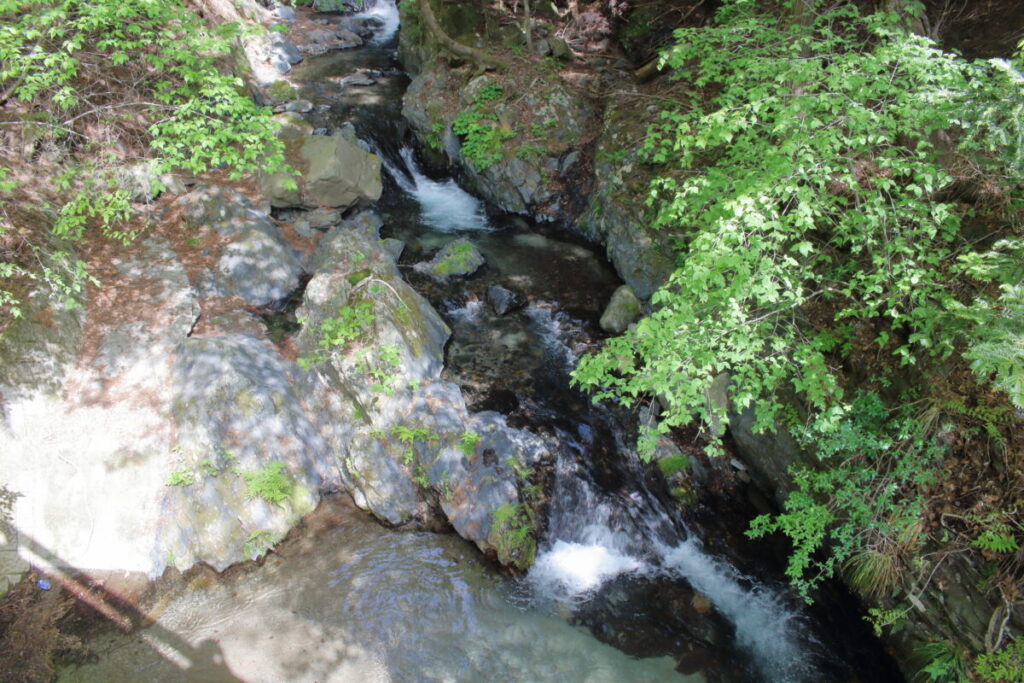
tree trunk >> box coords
[523,0,533,53]
[880,0,926,35]
[417,0,506,70]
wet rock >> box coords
[426,411,550,569]
[413,239,485,280]
[261,134,382,210]
[599,284,642,334]
[285,99,314,113]
[335,29,364,49]
[342,72,377,87]
[486,284,525,316]
[382,237,405,261]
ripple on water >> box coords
[60,508,696,683]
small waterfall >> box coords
[522,301,816,682]
[356,0,401,45]
[381,147,492,232]
[662,540,814,683]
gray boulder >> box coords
[599,284,642,334]
[160,335,329,570]
[261,134,382,209]
[427,411,550,569]
[174,185,303,308]
[212,224,304,308]
[487,284,525,316]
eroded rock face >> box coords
[577,99,676,301]
[261,134,383,209]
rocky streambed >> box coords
[1,2,906,682]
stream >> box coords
[60,3,902,681]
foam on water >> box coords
[530,539,642,599]
[382,148,491,232]
[359,0,401,45]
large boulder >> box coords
[0,237,199,577]
[174,185,303,308]
[261,134,382,210]
[159,335,329,571]
[427,411,551,569]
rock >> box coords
[273,112,313,139]
[413,239,485,280]
[427,411,550,569]
[271,56,292,75]
[208,226,304,308]
[266,79,298,103]
[0,237,199,577]
[486,284,525,316]
[599,284,642,333]
[160,335,328,570]
[382,237,405,261]
[343,430,419,525]
[305,207,343,229]
[174,185,303,308]
[305,27,336,46]
[270,33,303,66]
[285,99,314,113]
[460,74,500,107]
[341,73,377,87]
[298,227,450,382]
[261,134,382,209]
[117,161,185,202]
[272,4,295,21]
[335,29,364,49]
[293,229,457,527]
[549,36,572,60]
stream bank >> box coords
[1,1,908,681]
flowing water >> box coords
[61,3,902,681]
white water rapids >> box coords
[382,147,492,232]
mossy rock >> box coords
[266,79,298,102]
[488,502,536,570]
[413,239,485,280]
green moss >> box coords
[489,503,536,569]
[266,79,297,102]
[657,454,690,478]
